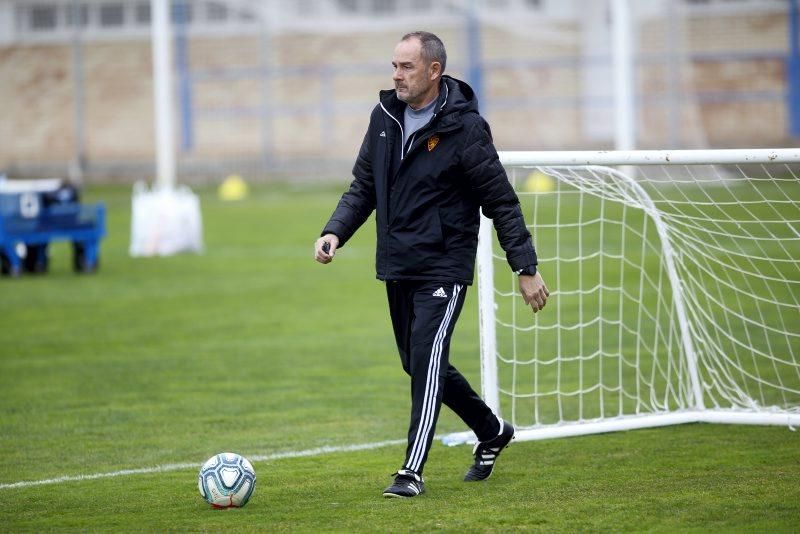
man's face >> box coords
[392,38,440,109]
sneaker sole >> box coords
[383,492,422,498]
[464,473,492,482]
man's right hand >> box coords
[315,234,340,264]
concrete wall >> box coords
[0,10,794,182]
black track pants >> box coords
[386,280,500,475]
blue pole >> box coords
[466,2,484,109]
[174,1,194,152]
[789,0,800,137]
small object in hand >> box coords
[322,241,330,254]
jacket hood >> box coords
[379,75,478,123]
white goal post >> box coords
[444,149,800,445]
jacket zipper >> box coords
[379,102,405,160]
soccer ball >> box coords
[198,452,256,508]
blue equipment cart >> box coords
[0,178,106,276]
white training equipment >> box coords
[129,182,203,257]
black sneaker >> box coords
[464,420,515,481]
[382,469,425,498]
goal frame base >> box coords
[441,410,800,446]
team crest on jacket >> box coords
[427,135,440,152]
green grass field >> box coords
[1,183,798,531]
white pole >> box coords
[70,1,86,184]
[151,0,176,190]
[611,0,635,152]
[477,211,500,415]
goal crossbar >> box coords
[499,148,800,166]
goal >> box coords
[444,149,800,445]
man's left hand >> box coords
[519,272,549,313]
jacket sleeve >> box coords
[462,118,539,272]
[321,126,377,248]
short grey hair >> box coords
[401,31,447,74]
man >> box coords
[314,31,548,498]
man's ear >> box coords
[429,61,442,81]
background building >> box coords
[0,0,795,182]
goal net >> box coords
[445,149,800,445]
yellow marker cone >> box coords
[523,171,556,193]
[218,174,249,201]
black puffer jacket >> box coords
[322,75,537,285]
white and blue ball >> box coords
[198,452,256,508]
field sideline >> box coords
[1,184,798,531]
[0,438,409,490]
